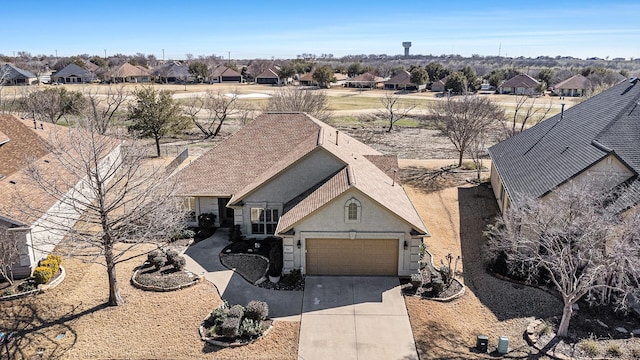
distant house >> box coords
[108,63,151,83]
[154,62,191,83]
[498,74,541,95]
[0,64,37,85]
[210,65,242,83]
[345,72,385,89]
[383,70,425,91]
[51,63,97,84]
[175,113,429,276]
[332,73,348,87]
[430,76,449,92]
[256,66,281,85]
[298,72,315,86]
[0,115,121,279]
[553,74,592,97]
[488,78,640,214]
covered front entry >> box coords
[305,238,398,276]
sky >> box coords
[3,0,639,60]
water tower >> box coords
[402,42,412,57]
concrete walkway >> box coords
[183,229,303,320]
[298,276,418,360]
[183,230,417,359]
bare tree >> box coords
[377,91,417,132]
[182,90,246,138]
[432,95,503,167]
[16,118,185,306]
[23,87,86,124]
[0,226,21,286]
[485,183,640,337]
[83,85,127,135]
[503,94,552,138]
[264,87,330,120]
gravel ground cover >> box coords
[0,243,299,359]
[220,253,269,284]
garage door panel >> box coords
[306,238,398,276]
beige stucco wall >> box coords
[490,162,509,213]
[281,188,421,276]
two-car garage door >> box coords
[305,238,398,276]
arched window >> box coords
[344,198,361,223]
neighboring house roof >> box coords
[299,73,314,82]
[211,65,241,78]
[0,115,120,225]
[554,74,592,90]
[1,63,36,80]
[155,62,189,78]
[500,74,540,89]
[348,72,384,83]
[110,62,151,77]
[488,79,640,212]
[83,60,100,72]
[333,73,348,81]
[53,63,96,79]
[385,70,412,85]
[176,113,428,234]
[256,67,280,79]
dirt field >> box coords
[0,244,299,360]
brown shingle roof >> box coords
[176,113,428,234]
[554,74,592,90]
[211,65,241,78]
[385,70,412,85]
[0,116,120,225]
[110,62,151,77]
[500,74,540,89]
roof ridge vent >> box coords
[630,77,638,85]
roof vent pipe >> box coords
[560,103,565,121]
[335,130,339,146]
[392,170,397,186]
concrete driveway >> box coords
[298,276,417,360]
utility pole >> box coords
[162,49,165,61]
[55,49,57,58]
[104,49,107,60]
[228,51,230,65]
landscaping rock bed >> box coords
[1,264,66,301]
[131,263,200,292]
[200,301,274,348]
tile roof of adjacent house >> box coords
[110,62,151,77]
[175,112,428,234]
[500,74,540,89]
[554,74,592,90]
[1,64,36,80]
[385,70,412,85]
[0,115,120,225]
[488,79,640,212]
[53,63,97,79]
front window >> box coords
[251,208,279,234]
[344,198,361,223]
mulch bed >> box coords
[401,265,464,300]
[1,269,63,299]
[256,272,305,291]
[132,263,199,289]
[219,253,268,284]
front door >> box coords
[218,198,233,227]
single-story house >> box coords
[154,62,192,83]
[383,70,426,91]
[430,76,449,92]
[256,66,281,85]
[108,62,151,83]
[345,72,385,89]
[176,112,429,276]
[488,78,640,214]
[210,65,242,83]
[498,74,541,95]
[0,115,121,279]
[51,63,98,84]
[553,74,592,97]
[298,72,315,86]
[1,64,38,85]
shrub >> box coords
[165,249,179,263]
[461,161,477,170]
[438,266,453,286]
[239,318,264,338]
[431,278,445,296]
[171,228,195,240]
[33,266,53,284]
[607,344,623,357]
[197,213,216,238]
[147,250,163,263]
[228,224,244,243]
[220,317,240,338]
[47,254,63,266]
[245,301,269,321]
[149,254,167,270]
[579,336,599,357]
[280,269,304,288]
[39,259,59,275]
[411,273,423,288]
[205,306,229,329]
[171,256,186,270]
[228,304,245,318]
